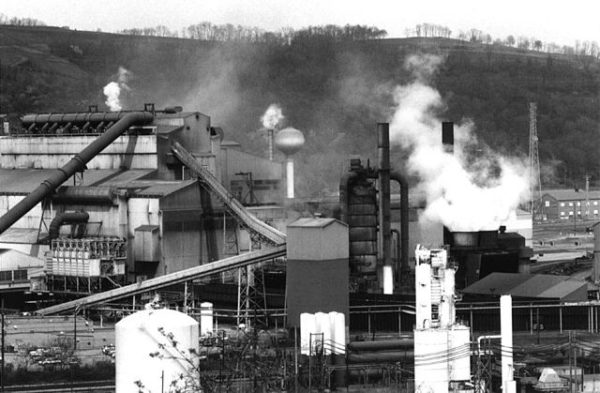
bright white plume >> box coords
[103,66,132,112]
[389,54,530,231]
[261,104,284,129]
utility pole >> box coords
[1,296,4,393]
[529,102,542,218]
[585,175,590,218]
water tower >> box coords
[275,127,305,199]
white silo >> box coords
[115,309,199,393]
[274,127,305,199]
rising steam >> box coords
[390,54,530,231]
[103,66,132,111]
[261,104,284,129]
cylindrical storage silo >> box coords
[315,312,331,355]
[300,312,316,355]
[200,302,213,336]
[116,309,199,393]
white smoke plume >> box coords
[261,104,284,129]
[390,54,530,231]
[103,66,132,111]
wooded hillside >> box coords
[0,25,598,196]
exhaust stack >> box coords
[378,123,393,294]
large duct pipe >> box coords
[22,112,132,126]
[52,186,117,205]
[48,211,89,240]
[347,350,414,364]
[348,338,414,352]
[378,123,392,294]
[390,171,409,281]
[0,112,153,235]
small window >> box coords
[594,201,598,206]
[560,202,565,207]
[577,201,581,206]
[594,210,599,215]
[560,212,565,216]
[13,270,27,281]
[544,201,550,207]
[0,271,11,281]
[569,202,573,207]
[569,211,574,215]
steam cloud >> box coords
[389,54,530,231]
[103,66,132,111]
[261,104,284,129]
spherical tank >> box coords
[274,127,305,156]
[115,309,199,393]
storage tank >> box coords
[115,309,199,393]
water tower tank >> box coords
[274,127,304,156]
[115,309,199,393]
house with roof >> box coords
[540,189,600,221]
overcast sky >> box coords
[3,0,599,46]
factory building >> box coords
[0,106,283,308]
[541,188,600,220]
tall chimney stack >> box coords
[378,123,393,294]
[442,122,454,245]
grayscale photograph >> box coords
[0,1,598,392]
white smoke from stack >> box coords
[261,104,284,129]
[103,66,132,111]
[389,54,530,231]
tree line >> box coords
[118,22,387,44]
[0,13,46,27]
[405,23,600,59]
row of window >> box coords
[0,269,27,282]
[551,200,600,207]
[559,210,599,216]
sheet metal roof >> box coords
[128,179,197,197]
[542,189,600,201]
[0,248,44,268]
[0,228,40,244]
[462,272,532,295]
[0,169,137,194]
[0,169,165,195]
[288,217,346,228]
[463,272,587,301]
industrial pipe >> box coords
[347,350,414,364]
[0,112,153,235]
[22,111,132,126]
[378,123,392,294]
[348,338,414,352]
[52,186,117,205]
[48,211,90,240]
[390,171,409,282]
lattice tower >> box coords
[529,102,542,216]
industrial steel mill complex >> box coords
[0,105,598,393]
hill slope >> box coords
[0,26,598,195]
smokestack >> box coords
[442,121,454,153]
[442,121,454,245]
[500,295,516,393]
[378,123,393,294]
[268,129,274,161]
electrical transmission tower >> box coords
[529,102,542,218]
